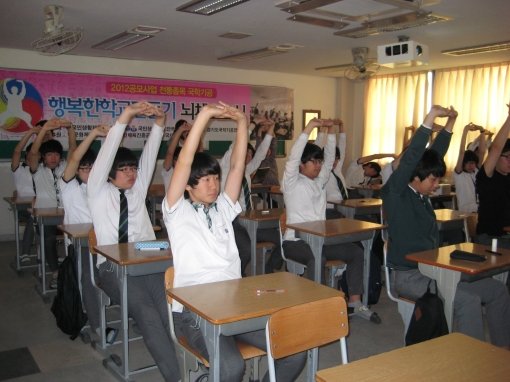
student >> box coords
[220,119,282,275]
[345,152,395,198]
[282,118,381,324]
[475,103,510,250]
[28,118,76,288]
[382,104,510,348]
[59,125,111,339]
[87,102,179,381]
[165,102,306,382]
[453,123,486,213]
[10,122,50,263]
[315,120,349,219]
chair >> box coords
[164,267,266,382]
[265,295,349,382]
[380,207,415,338]
[279,211,346,286]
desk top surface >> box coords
[168,272,342,325]
[316,333,510,382]
[286,218,384,237]
[434,208,474,222]
[329,198,382,208]
[94,241,172,266]
[239,208,284,221]
[30,207,65,217]
[406,242,510,275]
[268,185,282,195]
[3,195,34,206]
[57,223,93,238]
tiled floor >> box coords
[0,240,405,381]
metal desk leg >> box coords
[307,348,319,382]
[361,233,375,306]
[298,232,324,283]
[14,206,21,271]
[201,320,221,382]
[120,266,130,379]
[38,218,48,296]
[74,237,83,300]
[239,219,258,276]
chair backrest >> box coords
[265,295,348,381]
[88,228,97,254]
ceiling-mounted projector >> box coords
[377,41,429,68]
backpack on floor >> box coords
[405,280,449,346]
[338,248,382,306]
[51,245,87,340]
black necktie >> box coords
[118,189,128,243]
[332,171,348,200]
[242,176,252,210]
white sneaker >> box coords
[20,254,31,264]
[349,304,382,324]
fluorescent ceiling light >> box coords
[287,14,349,29]
[92,26,165,51]
[177,0,250,15]
[218,46,297,62]
[442,41,510,56]
[279,0,343,14]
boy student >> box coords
[59,125,111,339]
[28,118,77,288]
[164,102,306,382]
[87,102,179,381]
[345,152,395,198]
[382,105,510,348]
[11,122,51,263]
[475,102,510,250]
[282,118,381,324]
[220,119,282,275]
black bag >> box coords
[51,245,88,340]
[338,248,382,305]
[405,280,449,346]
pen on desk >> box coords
[256,288,285,295]
[138,247,165,251]
[485,249,502,256]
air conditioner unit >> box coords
[377,40,429,67]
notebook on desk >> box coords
[251,167,270,185]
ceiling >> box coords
[1,0,509,78]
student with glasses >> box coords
[475,102,510,251]
[282,118,381,324]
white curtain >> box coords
[363,71,429,157]
[433,62,510,170]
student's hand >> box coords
[446,106,458,119]
[121,101,152,119]
[149,104,166,127]
[333,118,344,133]
[429,105,451,119]
[30,126,41,135]
[218,101,247,123]
[93,125,110,137]
[42,118,71,131]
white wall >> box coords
[0,48,343,239]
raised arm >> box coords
[357,152,397,164]
[62,125,109,182]
[483,103,510,177]
[12,127,39,171]
[163,122,191,171]
[28,118,71,172]
[66,123,77,159]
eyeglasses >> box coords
[117,166,138,173]
[500,153,510,160]
[308,159,324,165]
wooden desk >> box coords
[58,223,93,299]
[435,208,474,242]
[168,272,342,382]
[147,183,165,225]
[31,207,65,299]
[328,198,382,219]
[238,208,284,275]
[406,242,510,331]
[286,218,384,305]
[94,241,172,381]
[3,195,36,272]
[316,333,510,382]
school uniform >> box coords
[32,161,66,272]
[454,170,478,213]
[220,134,282,274]
[12,163,35,256]
[282,133,364,292]
[87,121,179,382]
[164,192,305,382]
[59,176,100,330]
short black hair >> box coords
[108,147,138,180]
[410,149,446,182]
[187,152,221,189]
[363,161,382,176]
[40,139,63,156]
[462,150,479,168]
[300,143,324,164]
[80,149,97,167]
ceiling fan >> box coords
[31,5,83,56]
[315,47,380,80]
